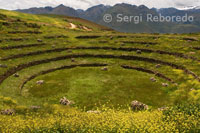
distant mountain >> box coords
[16,4,200,33]
[80,4,111,22]
[157,8,200,26]
[17,4,79,17]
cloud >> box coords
[0,0,199,10]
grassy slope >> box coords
[0,9,200,111]
[0,9,200,132]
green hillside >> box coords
[0,9,200,132]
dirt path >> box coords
[69,23,77,29]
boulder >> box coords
[189,52,195,55]
[52,45,56,48]
[1,109,15,115]
[120,43,126,46]
[37,39,43,42]
[190,88,195,91]
[158,106,169,111]
[155,64,161,68]
[71,58,75,62]
[101,67,108,71]
[60,97,74,106]
[174,83,178,86]
[36,80,44,85]
[130,100,148,111]
[162,83,169,87]
[13,73,19,77]
[136,50,142,54]
[87,110,101,114]
[150,77,156,82]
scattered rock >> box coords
[158,106,169,111]
[36,80,44,85]
[174,83,178,86]
[162,83,169,87]
[60,97,74,106]
[87,110,101,114]
[71,58,75,62]
[0,64,8,68]
[189,52,195,55]
[30,106,41,110]
[190,88,195,91]
[101,67,108,71]
[120,43,126,46]
[130,100,148,111]
[150,77,156,82]
[13,73,19,77]
[37,39,43,42]
[155,64,161,68]
[1,109,15,115]
[136,50,142,54]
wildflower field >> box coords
[0,103,200,132]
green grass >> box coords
[0,9,200,132]
[0,9,200,110]
[24,66,169,109]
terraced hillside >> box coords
[0,9,200,132]
[1,9,200,110]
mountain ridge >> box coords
[16,3,200,33]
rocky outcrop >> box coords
[60,97,74,106]
[1,109,15,115]
[36,80,44,85]
[150,77,157,82]
[87,110,101,114]
[130,100,148,111]
[158,106,169,111]
[162,83,169,87]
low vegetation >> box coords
[0,9,200,132]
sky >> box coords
[0,0,200,10]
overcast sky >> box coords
[0,0,199,10]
